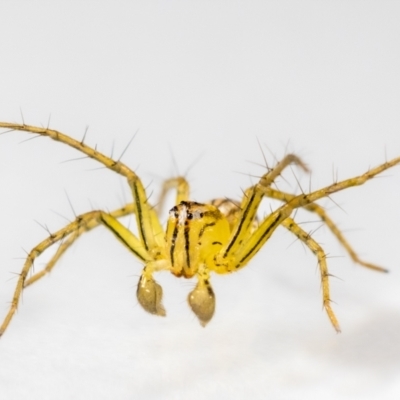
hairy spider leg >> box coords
[24,204,136,288]
[219,157,400,269]
[208,196,341,330]
[0,208,156,336]
[263,187,388,272]
[213,154,309,265]
[281,217,340,331]
[0,122,165,256]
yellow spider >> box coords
[0,121,399,337]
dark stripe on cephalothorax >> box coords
[100,215,146,262]
[184,223,191,270]
[223,189,257,257]
[238,213,281,266]
[169,221,179,267]
[198,222,216,239]
[133,182,148,250]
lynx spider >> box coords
[0,121,399,336]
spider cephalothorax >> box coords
[167,200,229,279]
[0,121,399,336]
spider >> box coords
[0,121,399,337]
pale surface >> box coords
[0,2,399,399]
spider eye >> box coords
[187,213,193,220]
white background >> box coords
[0,2,399,399]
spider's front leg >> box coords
[0,209,147,337]
[24,204,136,287]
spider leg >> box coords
[282,217,340,332]
[219,154,308,261]
[229,156,400,268]
[156,177,190,214]
[0,209,156,337]
[263,188,388,272]
[25,203,135,287]
[0,122,164,255]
